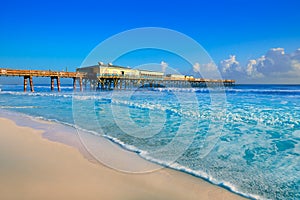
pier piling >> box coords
[29,76,34,92]
[24,76,28,92]
[23,76,34,92]
[73,77,76,90]
[56,77,61,92]
[79,77,83,91]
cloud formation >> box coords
[160,61,168,73]
[193,62,219,79]
[219,48,300,83]
[193,62,201,73]
[220,55,241,74]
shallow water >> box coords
[0,84,299,199]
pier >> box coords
[82,75,235,90]
[0,69,86,92]
[77,63,235,90]
[0,64,235,92]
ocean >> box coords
[0,84,299,199]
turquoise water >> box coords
[0,84,299,199]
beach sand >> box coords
[0,117,245,200]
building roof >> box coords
[78,64,163,73]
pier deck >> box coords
[0,67,235,92]
[0,68,86,92]
[83,75,235,90]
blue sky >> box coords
[1,0,300,83]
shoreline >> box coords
[0,109,246,199]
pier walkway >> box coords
[0,68,85,92]
[0,67,235,92]
[90,75,235,90]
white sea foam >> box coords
[0,107,292,200]
[154,87,300,94]
[137,152,262,200]
[293,130,300,138]
[0,106,40,109]
[1,85,300,199]
[0,91,73,98]
[10,111,261,199]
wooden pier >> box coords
[85,75,235,90]
[0,68,86,92]
[0,65,235,92]
[77,64,235,91]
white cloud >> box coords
[269,48,285,55]
[291,48,300,60]
[219,48,300,83]
[220,55,241,73]
[218,55,244,81]
[205,62,218,72]
[246,59,256,76]
[160,61,168,73]
[283,60,300,77]
[246,59,264,78]
[193,62,219,78]
[259,48,290,75]
[291,60,300,70]
[193,62,218,73]
[193,62,201,73]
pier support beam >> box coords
[51,77,55,91]
[57,77,61,92]
[79,77,83,91]
[29,76,34,92]
[120,80,122,90]
[50,76,61,92]
[24,76,28,92]
[71,77,85,92]
[24,76,34,92]
[73,77,76,90]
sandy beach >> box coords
[0,117,245,200]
